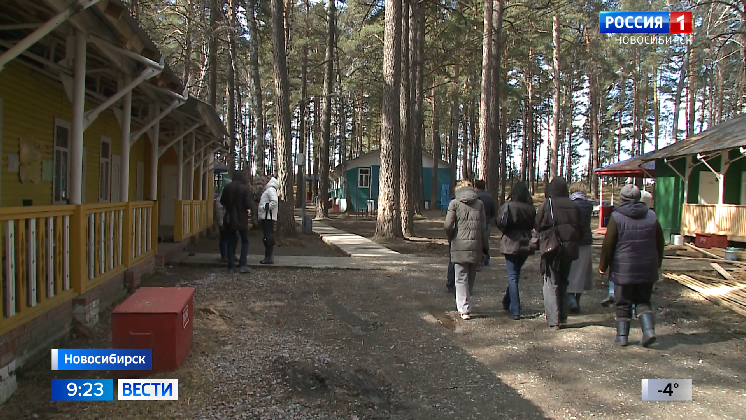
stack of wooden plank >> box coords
[663,243,746,317]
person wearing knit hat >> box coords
[599,184,665,347]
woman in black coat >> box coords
[497,182,536,320]
[535,177,583,330]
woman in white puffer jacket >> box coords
[258,176,279,264]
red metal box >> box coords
[111,287,195,374]
[695,233,728,250]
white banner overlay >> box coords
[118,379,179,400]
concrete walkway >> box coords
[304,219,403,258]
[171,252,456,271]
[171,218,506,271]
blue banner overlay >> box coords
[51,379,114,401]
[51,349,152,371]
[600,12,670,33]
[118,379,179,400]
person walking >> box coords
[536,177,583,330]
[599,185,664,347]
[497,182,536,320]
[445,189,457,294]
[257,176,280,264]
[474,180,496,266]
[217,178,232,262]
[220,172,252,273]
[444,180,490,320]
[567,188,594,313]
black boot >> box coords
[260,247,274,264]
[638,312,657,347]
[614,319,630,346]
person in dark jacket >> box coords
[445,180,490,320]
[536,177,583,330]
[600,184,665,347]
[497,182,536,320]
[567,188,594,313]
[474,180,496,266]
[220,171,252,273]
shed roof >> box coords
[595,152,655,177]
[641,114,746,161]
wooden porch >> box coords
[681,203,746,242]
[0,199,215,336]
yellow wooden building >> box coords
[0,0,226,403]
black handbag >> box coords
[497,203,511,231]
[539,198,562,258]
[263,203,276,248]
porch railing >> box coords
[681,203,746,241]
[79,203,127,291]
[125,201,157,266]
[0,206,76,334]
[1,201,159,336]
[174,200,209,242]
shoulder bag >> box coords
[539,198,562,258]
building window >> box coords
[53,119,70,204]
[99,136,111,202]
[358,167,371,188]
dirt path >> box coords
[3,255,745,419]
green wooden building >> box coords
[330,150,452,211]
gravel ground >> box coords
[3,251,745,420]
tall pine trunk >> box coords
[478,0,493,180]
[549,11,561,181]
[672,50,688,142]
[687,32,695,137]
[296,0,310,208]
[271,0,296,236]
[488,0,503,200]
[400,0,413,236]
[248,0,265,176]
[227,0,237,172]
[207,0,218,107]
[430,86,441,208]
[448,80,459,198]
[375,0,403,239]
[316,0,335,219]
[413,2,426,213]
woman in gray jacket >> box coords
[445,181,490,320]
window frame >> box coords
[99,136,111,202]
[53,118,71,205]
[358,167,371,188]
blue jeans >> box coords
[227,229,249,268]
[503,254,528,317]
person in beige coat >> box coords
[444,181,490,320]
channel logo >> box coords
[600,11,692,34]
[118,379,178,400]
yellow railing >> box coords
[125,201,157,266]
[1,201,160,336]
[0,205,77,334]
[681,203,746,241]
[174,200,209,242]
[78,203,127,292]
